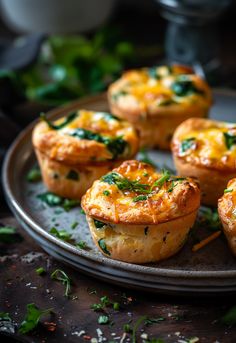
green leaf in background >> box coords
[2,28,134,106]
[0,226,22,243]
[19,303,52,334]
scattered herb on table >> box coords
[26,167,41,182]
[0,312,12,321]
[0,226,21,243]
[19,303,53,334]
[198,207,222,232]
[132,316,147,343]
[221,306,236,326]
[113,302,120,311]
[35,267,46,275]
[51,269,71,298]
[98,315,109,325]
[123,323,132,333]
[144,317,165,326]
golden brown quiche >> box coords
[172,117,236,206]
[108,64,212,150]
[81,160,200,263]
[32,110,139,199]
[218,178,236,256]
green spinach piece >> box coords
[98,239,110,255]
[171,76,204,97]
[224,132,236,149]
[41,111,77,130]
[94,220,106,229]
[180,137,196,154]
[101,172,150,193]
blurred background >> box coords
[0,0,236,158]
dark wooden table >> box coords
[1,212,236,343]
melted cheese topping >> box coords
[82,160,200,224]
[109,65,211,112]
[174,121,236,171]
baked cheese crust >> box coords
[172,118,236,206]
[82,160,200,263]
[108,65,212,149]
[218,178,236,255]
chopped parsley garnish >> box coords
[27,166,41,182]
[133,195,148,202]
[221,306,236,326]
[0,226,21,243]
[71,221,78,229]
[103,190,110,196]
[224,188,233,193]
[113,302,120,311]
[180,137,196,154]
[151,170,170,190]
[35,267,46,275]
[37,192,80,211]
[94,219,106,229]
[69,128,127,159]
[138,148,157,168]
[76,240,87,249]
[98,239,110,255]
[112,90,128,101]
[91,296,111,311]
[101,172,150,194]
[51,269,71,297]
[19,303,53,334]
[66,170,79,181]
[199,207,222,232]
[41,111,77,130]
[37,192,63,206]
[98,315,109,325]
[171,76,204,97]
[224,132,236,149]
[50,227,72,241]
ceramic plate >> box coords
[3,90,236,296]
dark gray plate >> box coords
[3,91,236,296]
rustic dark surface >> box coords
[1,215,236,343]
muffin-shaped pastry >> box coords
[218,179,236,255]
[172,118,236,206]
[81,160,200,263]
[32,110,139,199]
[108,64,212,149]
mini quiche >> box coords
[32,110,139,199]
[172,118,236,206]
[108,64,212,150]
[81,160,200,263]
[218,179,236,255]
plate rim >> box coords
[3,90,236,281]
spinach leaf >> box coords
[94,220,106,229]
[224,132,236,149]
[171,76,204,97]
[70,128,127,159]
[41,111,77,130]
[98,239,110,255]
[180,137,196,154]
